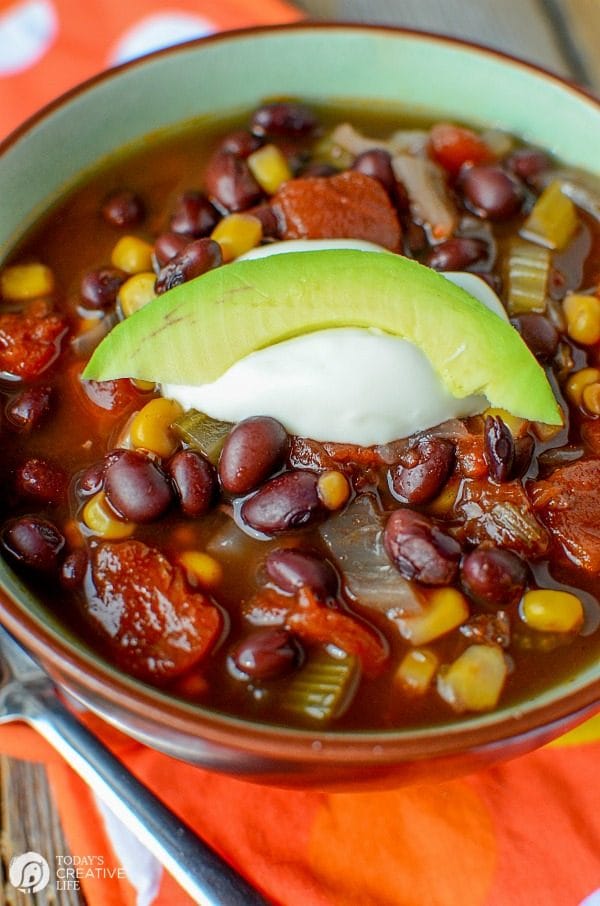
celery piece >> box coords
[171,409,233,464]
[505,238,551,315]
[521,180,578,250]
[282,651,360,723]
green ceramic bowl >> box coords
[1,24,599,788]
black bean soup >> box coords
[1,100,600,730]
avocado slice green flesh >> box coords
[83,250,562,425]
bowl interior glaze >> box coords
[0,24,599,787]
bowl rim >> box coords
[1,21,599,764]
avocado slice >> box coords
[83,250,561,425]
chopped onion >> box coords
[328,123,429,161]
[392,154,457,241]
[319,495,423,616]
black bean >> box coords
[60,548,88,589]
[461,545,527,608]
[512,434,535,479]
[425,237,489,271]
[232,628,300,680]
[204,151,263,212]
[389,438,454,504]
[153,232,189,268]
[104,450,173,522]
[1,515,65,572]
[405,221,427,254]
[168,450,217,517]
[300,162,338,178]
[384,508,461,585]
[170,191,219,237]
[461,165,523,220]
[80,268,127,310]
[15,457,67,505]
[241,470,322,535]
[265,548,338,598]
[218,130,262,158]
[5,385,52,431]
[506,148,550,183]
[155,238,222,295]
[352,149,397,199]
[245,204,280,238]
[512,313,559,361]
[219,416,289,495]
[101,189,145,228]
[77,460,109,496]
[251,102,317,138]
[484,416,515,482]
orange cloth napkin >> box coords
[1,2,600,904]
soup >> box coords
[1,100,600,730]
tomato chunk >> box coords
[289,436,382,474]
[0,302,67,380]
[430,123,492,177]
[88,540,222,682]
[287,588,389,677]
[271,170,402,251]
[454,478,549,557]
[531,459,600,572]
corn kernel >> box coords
[565,367,600,407]
[130,397,184,458]
[247,143,293,194]
[82,492,135,539]
[211,214,262,262]
[426,478,459,517]
[563,294,600,346]
[437,644,507,712]
[132,379,156,392]
[532,421,564,442]
[392,587,469,645]
[483,407,528,438]
[396,648,439,695]
[180,551,223,589]
[317,470,351,511]
[520,589,584,633]
[0,263,55,300]
[118,272,156,316]
[111,236,153,274]
[582,382,600,415]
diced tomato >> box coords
[287,588,389,678]
[0,302,67,380]
[531,459,600,572]
[455,434,488,478]
[88,540,222,682]
[271,170,402,251]
[430,123,492,178]
[454,478,549,557]
[289,436,382,475]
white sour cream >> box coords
[162,239,507,445]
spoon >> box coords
[0,624,267,906]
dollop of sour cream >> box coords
[162,239,508,445]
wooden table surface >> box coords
[2,2,598,905]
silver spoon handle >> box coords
[24,689,267,906]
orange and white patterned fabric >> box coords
[1,2,600,904]
[0,0,300,138]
